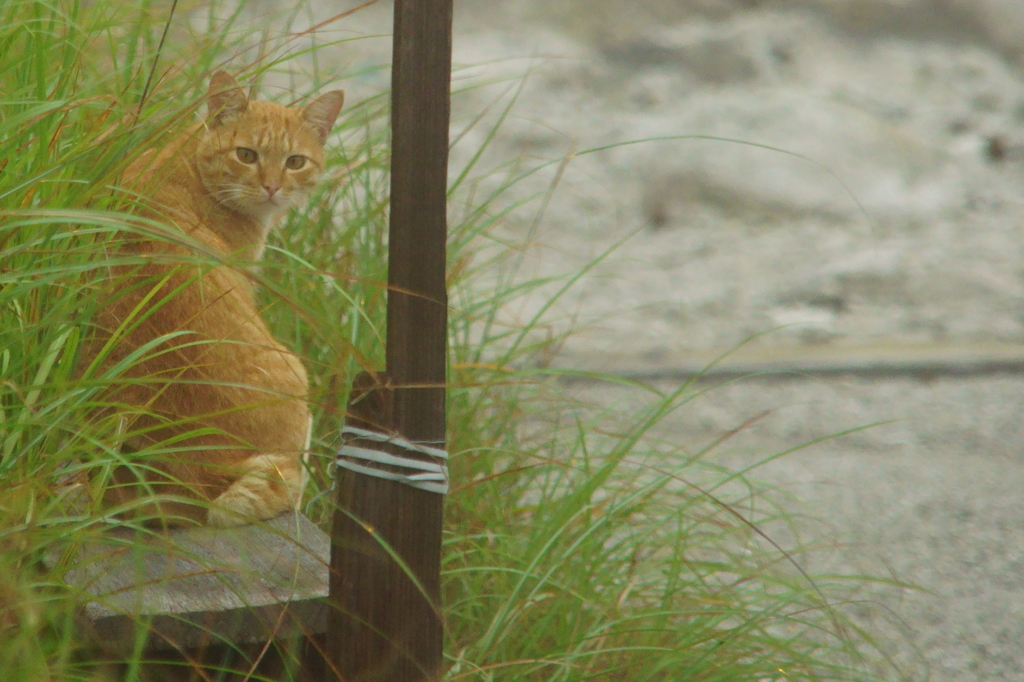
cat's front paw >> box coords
[206,453,304,527]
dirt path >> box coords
[571,374,1024,680]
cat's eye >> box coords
[235,147,258,164]
[285,155,307,170]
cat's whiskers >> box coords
[214,183,273,213]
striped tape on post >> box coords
[335,426,449,495]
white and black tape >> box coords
[335,426,449,495]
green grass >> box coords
[0,0,903,680]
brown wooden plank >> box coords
[328,372,446,681]
[326,1,453,677]
[53,511,330,652]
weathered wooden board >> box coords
[52,511,330,652]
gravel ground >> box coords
[570,375,1024,681]
[266,1,1024,678]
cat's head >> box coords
[195,71,344,224]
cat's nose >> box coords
[263,184,280,198]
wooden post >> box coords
[326,0,452,680]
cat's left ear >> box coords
[302,90,345,144]
[207,71,249,128]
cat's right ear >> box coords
[206,71,248,128]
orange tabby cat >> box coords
[90,72,343,526]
